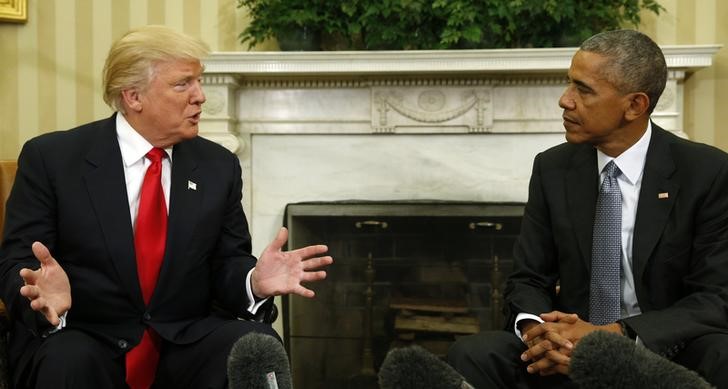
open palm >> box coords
[251,227,333,299]
[18,241,72,326]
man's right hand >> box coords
[520,312,578,376]
[18,241,71,326]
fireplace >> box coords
[283,201,524,388]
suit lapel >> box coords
[633,126,678,281]
[566,145,599,267]
[83,117,144,306]
[154,141,201,294]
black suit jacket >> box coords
[0,114,269,374]
[504,124,728,358]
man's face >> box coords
[559,50,630,147]
[137,59,205,147]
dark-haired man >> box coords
[448,29,728,388]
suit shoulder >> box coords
[182,136,237,161]
[651,129,728,177]
[535,141,589,167]
[23,116,114,154]
[664,131,728,163]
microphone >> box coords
[570,330,713,389]
[378,345,475,389]
[227,332,293,389]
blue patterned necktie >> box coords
[589,160,622,325]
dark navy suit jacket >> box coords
[0,114,267,377]
[505,123,728,358]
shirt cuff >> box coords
[514,312,543,342]
[245,268,271,314]
[46,311,67,336]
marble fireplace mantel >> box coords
[199,47,719,303]
[201,45,720,149]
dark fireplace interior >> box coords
[282,201,524,389]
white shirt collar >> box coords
[116,113,173,166]
[596,121,652,185]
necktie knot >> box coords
[603,160,621,179]
[146,147,166,164]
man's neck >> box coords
[596,118,650,158]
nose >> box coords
[559,86,575,110]
[190,79,206,105]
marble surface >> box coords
[248,132,564,265]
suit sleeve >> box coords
[207,152,273,319]
[0,139,59,335]
[503,152,560,329]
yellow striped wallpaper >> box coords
[0,0,726,159]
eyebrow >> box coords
[569,77,595,93]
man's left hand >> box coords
[251,227,333,299]
[521,310,622,376]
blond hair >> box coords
[102,25,210,114]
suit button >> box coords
[118,339,128,349]
[143,312,151,321]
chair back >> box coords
[0,160,17,241]
[0,160,17,319]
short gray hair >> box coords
[580,29,667,113]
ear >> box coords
[624,92,650,121]
[120,88,143,113]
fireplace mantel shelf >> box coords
[204,45,721,76]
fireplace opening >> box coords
[282,201,524,388]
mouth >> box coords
[562,114,578,129]
[188,112,201,124]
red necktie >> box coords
[126,147,167,389]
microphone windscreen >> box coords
[570,330,713,389]
[378,345,474,389]
[227,332,293,389]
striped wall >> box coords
[0,0,276,159]
[0,0,726,159]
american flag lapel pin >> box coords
[188,180,197,191]
[658,192,668,199]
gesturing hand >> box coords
[251,227,333,299]
[18,241,72,326]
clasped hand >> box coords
[520,311,622,376]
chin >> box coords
[182,126,199,139]
[564,131,587,145]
